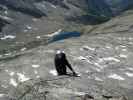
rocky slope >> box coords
[0,9,133,100]
[0,0,133,100]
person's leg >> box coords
[60,66,67,75]
[55,65,62,75]
[56,66,67,75]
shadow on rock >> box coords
[65,15,110,25]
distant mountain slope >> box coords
[0,0,88,34]
[0,0,133,34]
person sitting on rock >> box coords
[54,50,77,76]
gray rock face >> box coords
[0,10,133,100]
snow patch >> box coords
[1,84,8,88]
[95,77,103,81]
[4,10,8,14]
[4,53,12,56]
[94,62,103,69]
[0,35,16,40]
[51,4,56,8]
[5,70,15,76]
[0,94,5,97]
[32,64,40,68]
[119,54,128,58]
[24,29,28,32]
[98,57,120,62]
[10,78,18,87]
[32,18,38,22]
[20,47,27,51]
[46,29,62,37]
[5,70,8,72]
[82,46,95,51]
[115,46,119,50]
[36,36,41,39]
[85,70,90,73]
[127,67,133,71]
[36,75,40,78]
[106,46,111,49]
[9,71,15,76]
[120,45,126,48]
[26,25,32,30]
[17,73,30,82]
[125,72,133,77]
[0,15,13,21]
[77,56,87,60]
[128,37,133,40]
[108,74,125,80]
[34,70,38,74]
[73,91,85,96]
[49,70,57,76]
[122,49,127,51]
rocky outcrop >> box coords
[87,0,133,18]
[83,9,133,35]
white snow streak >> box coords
[10,78,18,87]
[0,35,16,40]
[119,54,128,58]
[49,70,57,76]
[32,64,40,68]
[125,72,133,77]
[98,57,120,62]
[17,73,30,82]
[108,74,125,80]
[46,29,62,37]
[0,94,5,97]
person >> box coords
[54,50,77,76]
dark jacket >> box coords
[54,52,74,75]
